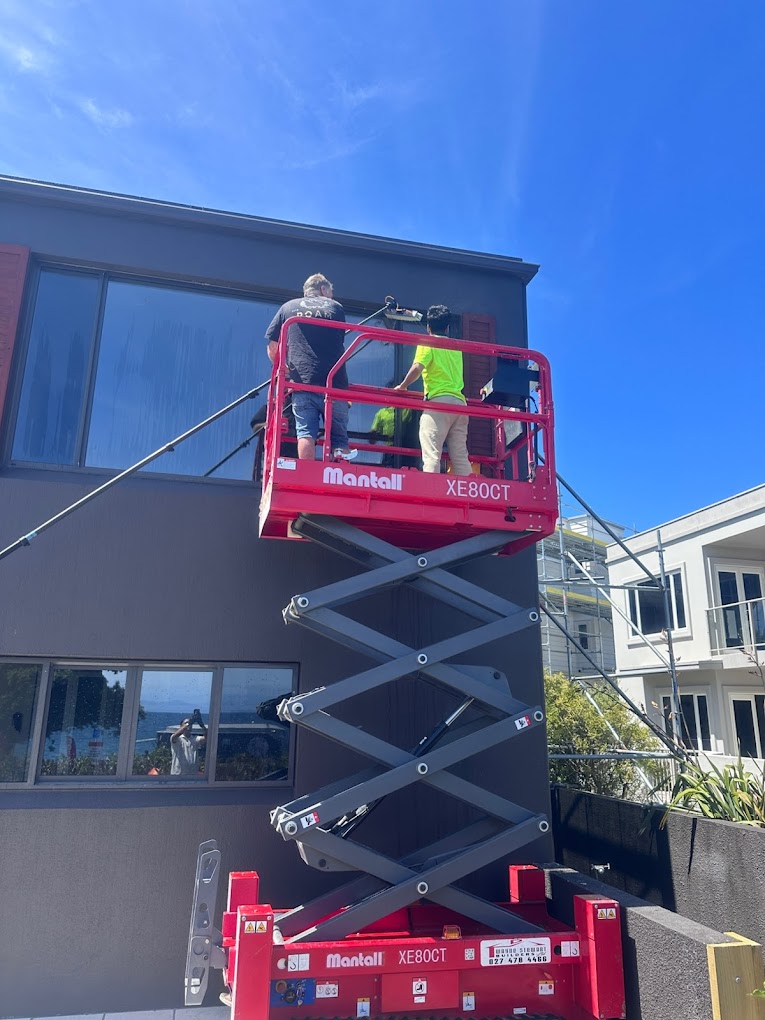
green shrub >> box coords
[544,670,669,799]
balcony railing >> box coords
[707,596,765,654]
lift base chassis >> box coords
[192,860,625,1020]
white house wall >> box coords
[607,485,765,757]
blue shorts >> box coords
[291,391,350,449]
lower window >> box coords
[0,660,295,786]
[730,693,765,759]
[661,692,711,751]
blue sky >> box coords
[1,0,762,531]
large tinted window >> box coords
[12,271,99,464]
[85,282,278,478]
[10,270,280,480]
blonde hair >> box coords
[303,273,333,297]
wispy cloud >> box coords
[0,36,52,73]
[332,78,421,112]
[79,98,134,130]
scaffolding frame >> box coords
[538,473,689,788]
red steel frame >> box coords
[259,320,558,553]
[222,865,625,1020]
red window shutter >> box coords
[461,313,497,469]
[0,244,30,432]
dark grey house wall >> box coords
[0,181,548,1016]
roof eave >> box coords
[0,175,540,283]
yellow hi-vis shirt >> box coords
[413,337,466,404]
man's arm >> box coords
[395,362,424,390]
[171,722,188,744]
[265,308,283,365]
[192,709,207,744]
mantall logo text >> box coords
[323,466,403,490]
[325,951,384,968]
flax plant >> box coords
[662,756,765,827]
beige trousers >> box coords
[419,394,472,475]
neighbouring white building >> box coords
[607,485,765,758]
[538,514,620,676]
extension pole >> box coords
[555,471,661,587]
[0,378,272,564]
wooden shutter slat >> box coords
[461,313,497,470]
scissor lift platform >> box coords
[258,323,557,553]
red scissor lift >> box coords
[185,321,626,1020]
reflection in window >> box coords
[132,670,213,779]
[343,322,396,465]
[0,664,41,782]
[85,282,278,478]
[344,318,425,467]
[12,271,99,464]
[42,668,127,776]
[215,666,293,781]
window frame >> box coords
[576,622,590,650]
[727,690,765,759]
[626,566,690,643]
[709,561,765,652]
[658,688,712,752]
[5,260,389,478]
[0,658,298,790]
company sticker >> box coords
[462,992,476,1011]
[480,938,551,967]
[357,997,371,1018]
[316,983,339,999]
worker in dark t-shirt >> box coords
[265,273,356,461]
